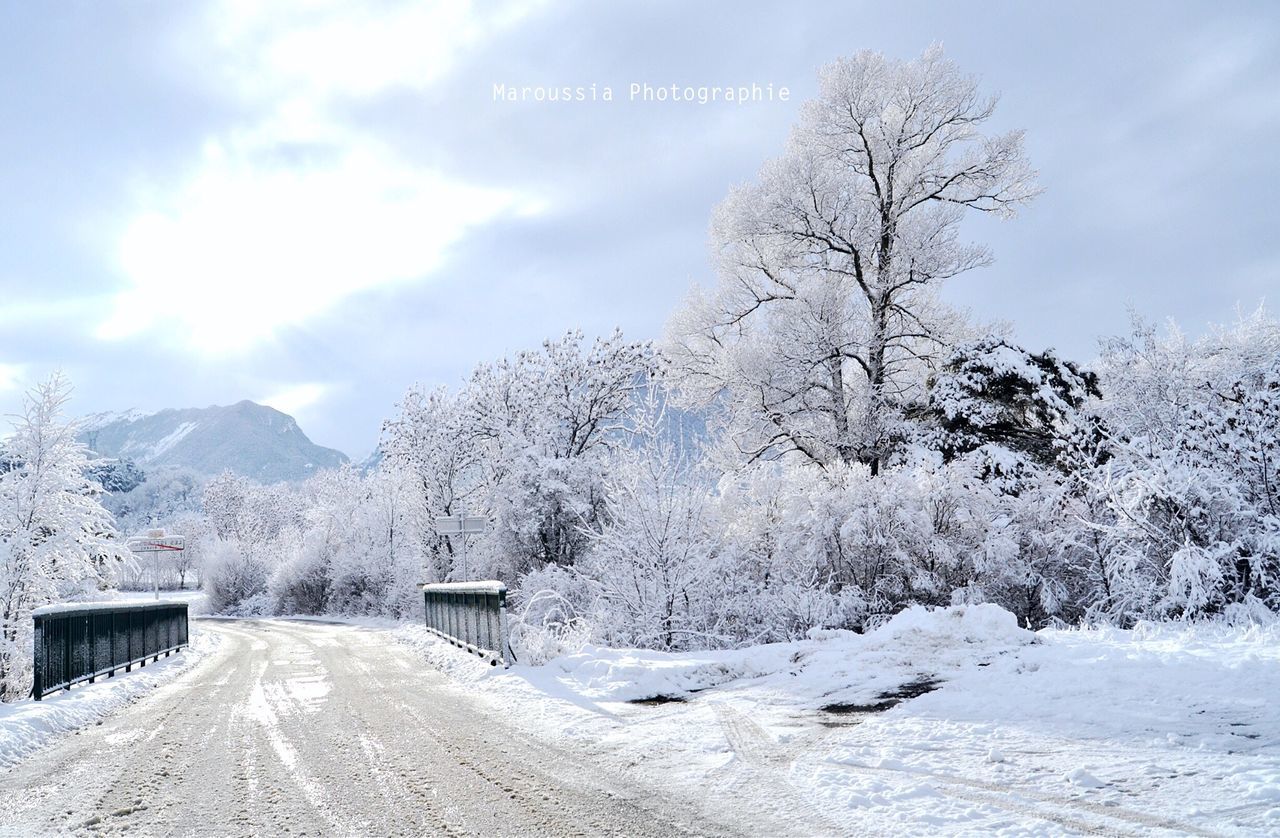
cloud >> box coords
[199,0,539,101]
[98,134,533,353]
[96,0,545,356]
[0,363,24,393]
[260,381,330,417]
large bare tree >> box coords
[669,45,1038,473]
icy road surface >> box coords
[0,619,726,837]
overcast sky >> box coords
[1,1,1277,458]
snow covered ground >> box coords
[0,622,218,770]
[396,604,1280,835]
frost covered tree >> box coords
[475,330,659,573]
[282,465,421,617]
[166,510,208,590]
[381,386,475,583]
[192,463,424,618]
[669,45,1037,473]
[383,329,659,581]
[0,374,124,700]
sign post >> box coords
[433,512,489,580]
[126,530,186,600]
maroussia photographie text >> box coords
[491,81,793,103]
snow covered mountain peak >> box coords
[78,400,348,483]
[80,408,152,432]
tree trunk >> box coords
[827,353,856,465]
[864,290,891,476]
[862,207,897,477]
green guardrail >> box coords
[420,581,512,666]
[32,601,189,699]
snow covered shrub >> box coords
[576,413,723,650]
[924,337,1101,471]
[250,466,425,618]
[223,591,274,618]
[481,448,607,577]
[1088,309,1280,621]
[709,463,854,641]
[203,537,272,615]
[506,564,596,664]
[812,460,1008,621]
[191,460,427,619]
[269,538,330,615]
[1182,357,1280,603]
[200,473,318,615]
[708,448,1091,634]
[310,467,411,616]
[959,455,1096,625]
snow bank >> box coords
[394,624,497,683]
[393,603,1033,709]
[932,617,1280,750]
[534,603,1033,705]
[797,618,1280,832]
[0,627,219,770]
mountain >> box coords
[79,400,349,483]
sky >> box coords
[1,1,1277,458]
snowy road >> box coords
[0,619,726,837]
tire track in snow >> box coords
[710,703,859,835]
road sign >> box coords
[125,536,186,552]
[433,514,489,579]
[126,532,185,600]
[433,515,489,536]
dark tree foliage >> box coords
[922,337,1101,471]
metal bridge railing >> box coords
[32,601,190,699]
[420,581,512,666]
